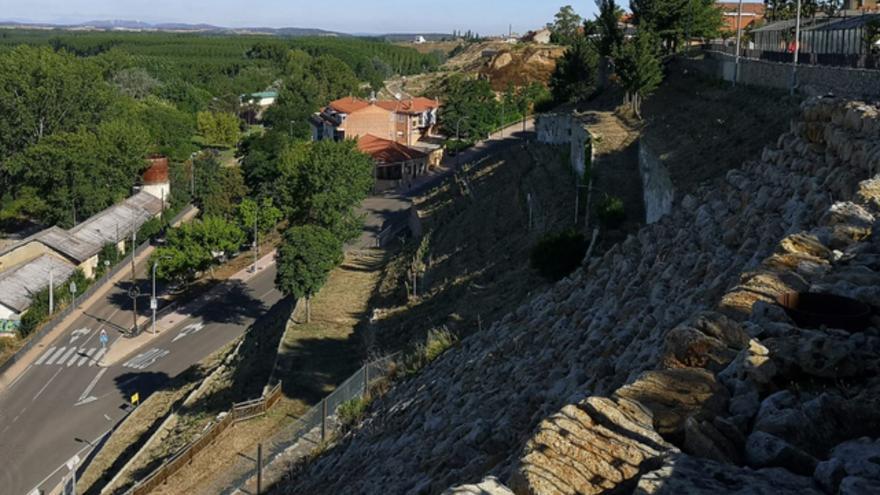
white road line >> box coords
[90,348,107,366]
[77,368,107,402]
[32,368,62,402]
[66,348,85,367]
[35,347,56,366]
[77,348,96,367]
[56,347,78,366]
[43,347,68,366]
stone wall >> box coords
[639,140,675,224]
[684,50,880,99]
[536,112,592,178]
[284,98,880,495]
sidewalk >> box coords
[102,249,278,366]
[0,206,199,393]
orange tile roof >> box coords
[375,97,441,114]
[717,2,765,15]
[357,134,427,164]
[328,96,371,114]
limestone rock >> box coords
[614,368,729,437]
[745,431,818,475]
[509,397,674,495]
[444,477,515,495]
[683,416,742,464]
[814,437,880,493]
[633,454,824,494]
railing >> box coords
[125,382,283,495]
[223,354,400,494]
[704,42,880,70]
[0,204,196,377]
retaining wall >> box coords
[536,113,592,178]
[684,51,880,99]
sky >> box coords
[1,0,596,36]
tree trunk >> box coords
[597,56,611,91]
[306,296,311,323]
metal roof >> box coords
[68,191,162,250]
[35,227,101,263]
[0,254,75,312]
[811,14,880,31]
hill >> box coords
[281,98,880,494]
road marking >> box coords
[32,368,62,402]
[74,368,107,406]
[35,347,56,365]
[43,347,68,365]
[4,365,31,391]
[123,348,169,370]
[172,322,205,343]
[90,348,107,366]
[56,347,78,365]
[69,327,91,345]
[77,348,96,367]
[66,348,85,367]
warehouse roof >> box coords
[68,191,163,250]
[0,254,75,313]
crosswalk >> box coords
[34,346,106,368]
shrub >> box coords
[597,194,625,228]
[529,229,587,281]
[337,396,370,429]
[397,327,458,378]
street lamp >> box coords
[151,256,172,335]
[455,116,469,142]
[289,120,296,137]
[790,0,802,96]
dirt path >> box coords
[583,110,643,246]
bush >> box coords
[597,194,625,228]
[444,139,474,154]
[397,327,457,378]
[529,229,587,281]
[337,396,371,429]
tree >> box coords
[613,29,664,118]
[551,5,584,45]
[112,68,161,99]
[236,196,283,241]
[0,46,109,159]
[153,215,245,282]
[135,99,198,161]
[631,0,723,53]
[193,155,248,219]
[275,225,343,322]
[437,75,500,140]
[3,118,149,227]
[586,0,625,89]
[197,111,240,148]
[276,140,374,242]
[549,35,599,103]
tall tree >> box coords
[586,0,626,89]
[275,225,343,322]
[197,111,240,148]
[192,154,248,219]
[613,29,664,119]
[551,5,584,45]
[631,0,723,53]
[437,75,500,140]
[549,35,599,103]
[276,140,374,243]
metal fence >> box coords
[125,382,283,495]
[222,355,399,495]
[705,42,880,69]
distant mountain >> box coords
[0,19,347,37]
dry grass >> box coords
[78,345,231,495]
[140,249,388,495]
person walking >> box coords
[98,329,109,366]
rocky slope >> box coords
[280,98,880,494]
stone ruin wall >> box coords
[285,99,880,495]
[536,113,592,179]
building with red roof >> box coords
[717,2,766,32]
[311,95,441,147]
[357,134,429,190]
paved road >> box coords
[0,118,535,495]
[0,260,281,495]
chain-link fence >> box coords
[220,354,399,495]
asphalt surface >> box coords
[0,260,281,495]
[0,120,535,495]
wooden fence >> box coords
[126,382,282,495]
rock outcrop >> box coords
[282,98,880,495]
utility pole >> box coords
[49,268,54,315]
[151,261,159,335]
[256,443,263,495]
[791,0,802,95]
[131,212,138,335]
[734,0,744,87]
[252,211,259,273]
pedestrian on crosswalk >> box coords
[98,329,109,366]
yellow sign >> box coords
[131,392,140,406]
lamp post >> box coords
[151,256,172,335]
[455,116,469,142]
[790,0,802,96]
[49,268,54,315]
[289,120,295,137]
[734,0,745,87]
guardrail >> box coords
[125,382,283,495]
[0,204,197,378]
